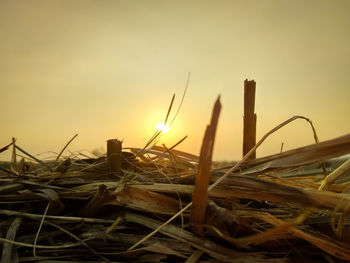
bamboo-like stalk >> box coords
[107,139,122,176]
[243,79,256,160]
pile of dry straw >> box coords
[1,97,350,263]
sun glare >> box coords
[156,121,170,134]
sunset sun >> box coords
[156,121,170,134]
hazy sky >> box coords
[1,0,349,161]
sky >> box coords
[1,0,349,161]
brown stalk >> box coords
[107,139,122,176]
[190,96,221,236]
[243,79,256,160]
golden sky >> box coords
[1,0,349,161]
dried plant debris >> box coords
[1,130,350,262]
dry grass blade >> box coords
[106,186,184,215]
[144,129,161,148]
[131,179,350,213]
[170,72,190,126]
[0,141,13,154]
[56,133,79,161]
[164,93,175,124]
[209,116,318,191]
[142,94,175,152]
[0,166,18,176]
[319,158,350,191]
[14,145,51,171]
[0,237,92,249]
[184,249,204,263]
[33,201,50,257]
[44,220,112,263]
[256,212,350,260]
[0,209,114,224]
[243,133,350,173]
[2,214,23,263]
[152,143,199,162]
[125,212,270,263]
